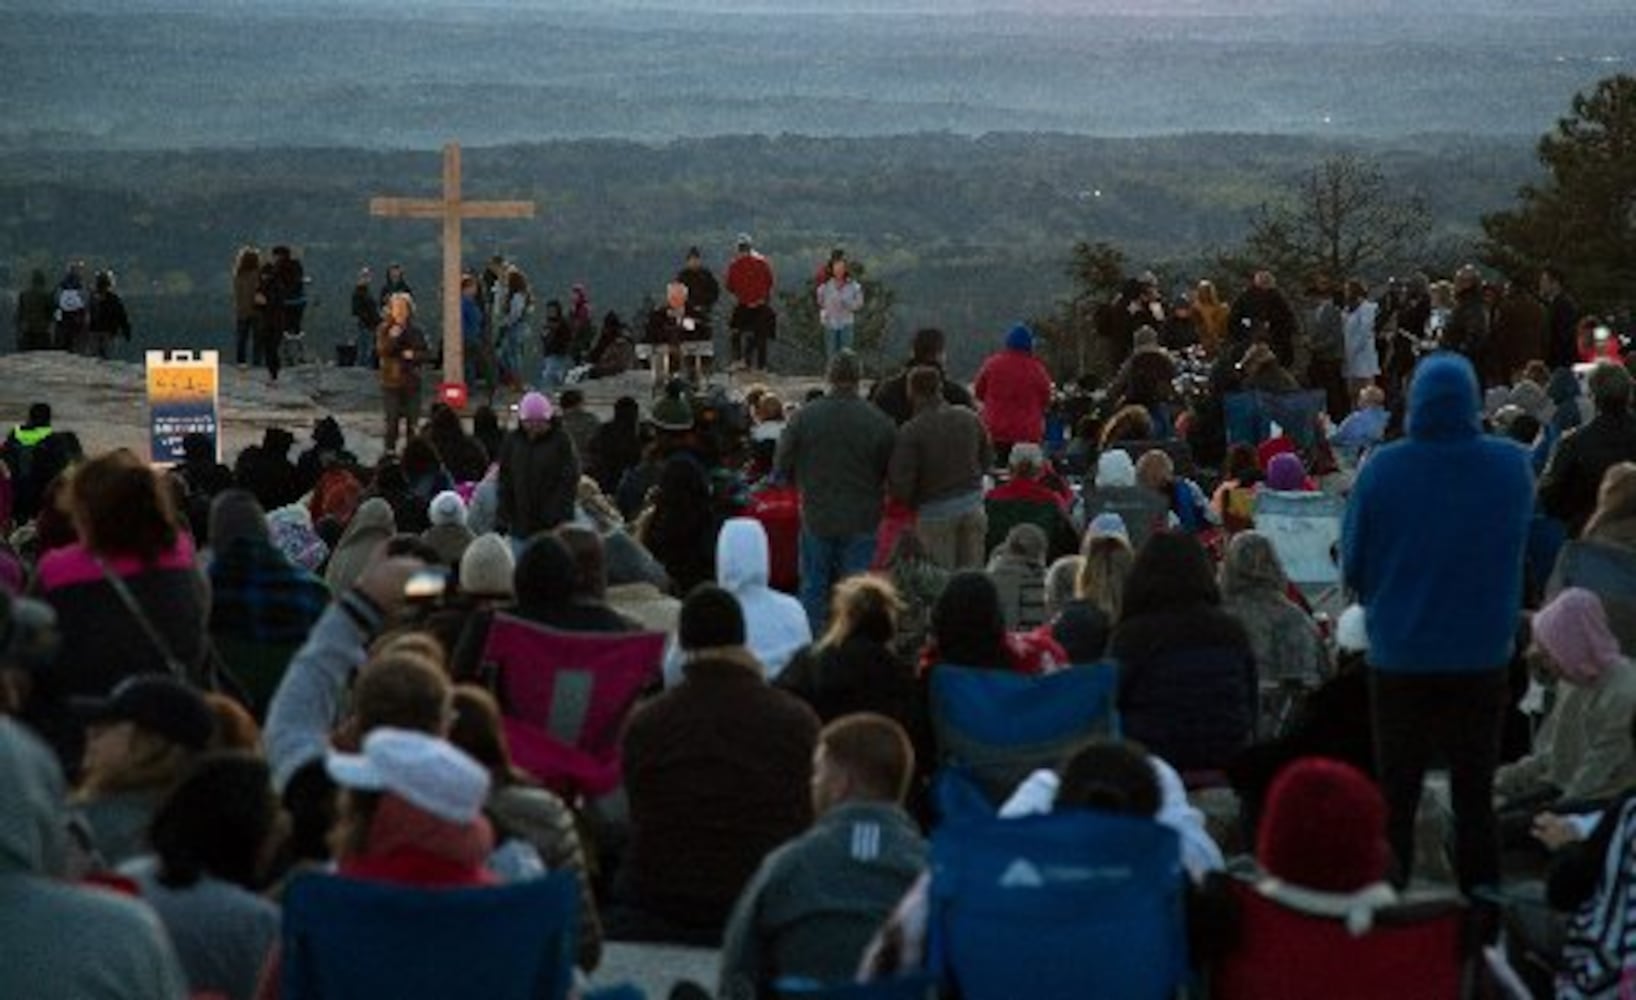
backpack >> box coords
[56,287,86,315]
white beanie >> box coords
[428,490,468,529]
[459,532,514,599]
[1336,604,1369,654]
[1096,449,1137,489]
[325,728,490,824]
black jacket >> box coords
[870,363,975,426]
[1109,605,1257,774]
[1541,411,1636,537]
[497,427,580,538]
[777,636,921,731]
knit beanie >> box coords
[428,490,468,529]
[1258,757,1389,893]
[1095,449,1137,489]
[827,349,862,388]
[1004,523,1048,564]
[1005,324,1035,353]
[1534,587,1622,685]
[518,392,553,423]
[679,585,745,652]
[1335,605,1369,654]
[209,489,269,551]
[458,533,515,599]
[1265,453,1307,492]
[651,383,696,432]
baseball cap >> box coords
[72,675,214,751]
[325,728,491,824]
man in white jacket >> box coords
[662,518,812,687]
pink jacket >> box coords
[973,350,1053,446]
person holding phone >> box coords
[377,292,427,454]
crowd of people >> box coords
[3,253,1636,999]
[12,260,133,359]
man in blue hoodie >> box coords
[1342,352,1533,892]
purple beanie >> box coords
[1266,453,1307,491]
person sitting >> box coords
[419,490,476,568]
[1135,448,1214,534]
[614,586,821,944]
[71,675,216,869]
[1263,452,1316,494]
[661,517,810,686]
[1219,531,1328,739]
[1495,588,1636,816]
[986,523,1050,631]
[121,752,282,1000]
[1330,385,1389,466]
[778,576,920,733]
[719,714,928,997]
[1043,532,1135,666]
[1542,362,1636,538]
[983,443,1078,561]
[918,571,1066,677]
[1109,533,1257,777]
[1210,443,1263,532]
[888,531,949,664]
[0,719,190,1000]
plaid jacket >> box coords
[208,538,330,643]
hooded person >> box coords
[1263,452,1313,493]
[1220,531,1328,738]
[510,532,632,634]
[615,586,821,942]
[419,490,476,568]
[293,416,357,499]
[323,497,396,592]
[233,427,300,512]
[972,324,1054,460]
[986,522,1050,630]
[637,453,720,599]
[1495,588,1636,809]
[0,718,190,1000]
[1342,352,1534,892]
[662,518,810,687]
[497,391,581,540]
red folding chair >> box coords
[480,614,666,801]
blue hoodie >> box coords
[1341,353,1534,672]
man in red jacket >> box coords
[973,324,1055,466]
[726,233,777,373]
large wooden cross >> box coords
[369,142,536,393]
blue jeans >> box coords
[541,354,572,389]
[825,325,855,360]
[798,526,877,633]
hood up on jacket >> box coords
[1406,353,1482,443]
[324,496,397,591]
[0,718,69,878]
[717,517,771,592]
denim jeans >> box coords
[541,354,573,389]
[798,526,878,633]
[356,325,378,369]
[825,324,855,361]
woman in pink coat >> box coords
[973,324,1055,463]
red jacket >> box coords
[973,350,1053,446]
[725,253,775,307]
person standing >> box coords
[1341,352,1533,892]
[231,248,261,368]
[1341,278,1381,399]
[1305,278,1348,421]
[726,234,777,372]
[888,367,994,571]
[972,324,1054,465]
[459,274,488,393]
[1440,264,1490,373]
[377,262,413,313]
[775,350,896,632]
[1540,266,1580,373]
[376,292,427,454]
[496,391,580,541]
[495,267,532,392]
[1229,269,1301,368]
[14,269,54,353]
[350,267,379,369]
[86,271,131,360]
[1488,276,1547,386]
[870,327,976,425]
[52,261,89,354]
[675,246,720,348]
[270,245,306,356]
[815,257,864,361]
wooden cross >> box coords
[369,142,536,394]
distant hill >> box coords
[0,131,1539,376]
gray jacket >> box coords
[775,388,896,537]
[719,801,927,999]
[264,591,382,792]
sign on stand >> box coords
[146,350,220,463]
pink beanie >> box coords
[518,392,553,423]
[1534,587,1622,685]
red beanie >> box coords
[1257,757,1389,893]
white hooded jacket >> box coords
[662,517,812,687]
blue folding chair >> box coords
[280,872,578,1000]
[929,662,1120,805]
[926,809,1188,1000]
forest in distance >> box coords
[0,131,1541,377]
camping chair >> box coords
[1251,490,1346,615]
[1211,876,1472,1000]
[279,872,578,1000]
[928,662,1119,806]
[774,975,939,1000]
[1079,485,1170,553]
[479,614,666,801]
[927,807,1189,999]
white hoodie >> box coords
[662,517,812,687]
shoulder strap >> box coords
[93,556,185,681]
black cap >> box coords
[679,585,746,651]
[73,675,214,751]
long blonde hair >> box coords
[1077,534,1135,623]
[1586,462,1636,538]
[820,575,905,651]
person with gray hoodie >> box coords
[0,718,189,1000]
[663,517,812,687]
